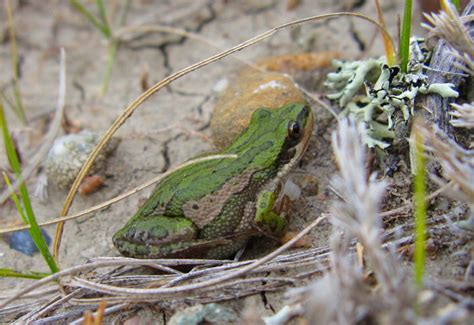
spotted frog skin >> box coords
[113,103,313,259]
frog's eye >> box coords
[288,121,301,140]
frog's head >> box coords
[227,103,314,174]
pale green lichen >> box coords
[325,38,459,148]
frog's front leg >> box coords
[113,216,199,258]
[254,190,286,234]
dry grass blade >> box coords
[0,217,324,310]
[417,125,474,204]
[374,0,396,65]
[69,303,128,325]
[330,118,404,294]
[1,212,455,321]
[66,217,324,299]
[116,24,262,71]
[19,291,80,323]
[279,118,418,324]
[450,102,474,129]
[422,1,474,74]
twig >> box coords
[67,217,324,299]
[19,291,79,323]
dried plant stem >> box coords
[69,217,324,299]
[116,24,260,70]
[69,302,124,325]
[0,213,451,321]
[1,216,324,308]
[374,0,396,65]
[18,291,79,322]
[53,11,395,261]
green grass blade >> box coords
[3,172,28,224]
[98,0,129,96]
[0,268,49,280]
[96,0,112,38]
[0,101,59,273]
[118,0,130,26]
[99,39,119,97]
[4,0,27,124]
[413,127,426,288]
[69,0,110,39]
[400,0,412,73]
[450,0,461,11]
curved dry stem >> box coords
[116,24,261,70]
[53,12,395,260]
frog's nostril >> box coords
[134,230,148,242]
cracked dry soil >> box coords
[1,0,466,323]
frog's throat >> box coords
[271,108,314,190]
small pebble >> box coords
[169,303,237,325]
[45,130,119,190]
[6,228,51,256]
[282,179,302,201]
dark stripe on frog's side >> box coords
[200,168,273,240]
[182,169,255,228]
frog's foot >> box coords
[255,191,287,235]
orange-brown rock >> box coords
[211,69,306,148]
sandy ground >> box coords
[2,0,469,323]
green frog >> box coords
[113,103,313,259]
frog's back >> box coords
[135,142,276,224]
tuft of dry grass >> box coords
[422,0,474,74]
[450,102,474,130]
[298,118,416,323]
[267,119,472,325]
[418,125,474,205]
